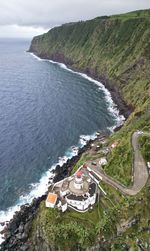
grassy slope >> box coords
[30,8,150,185]
[30,9,150,109]
[105,108,150,186]
[31,177,150,250]
[29,9,150,250]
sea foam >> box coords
[48,59,125,127]
[0,53,125,245]
[0,132,97,244]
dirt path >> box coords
[86,131,149,195]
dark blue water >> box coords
[0,38,118,211]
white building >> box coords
[61,202,68,212]
[99,157,107,166]
[45,192,58,208]
[47,167,98,213]
[66,182,97,211]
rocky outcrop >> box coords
[28,235,111,251]
[2,9,149,251]
[0,136,107,251]
[28,11,150,119]
[0,196,46,251]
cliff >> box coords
[1,9,150,251]
[29,9,150,117]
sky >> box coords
[0,0,149,38]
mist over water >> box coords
[0,39,122,215]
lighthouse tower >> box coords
[74,171,83,190]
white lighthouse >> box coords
[74,171,83,190]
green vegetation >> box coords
[110,9,150,20]
[29,9,150,250]
[31,196,118,249]
[31,178,131,250]
[30,9,150,109]
[32,202,97,248]
[72,110,150,187]
[30,177,150,250]
[111,178,150,250]
[139,134,150,162]
[71,150,105,174]
[104,111,150,186]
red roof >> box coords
[76,171,82,178]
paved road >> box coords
[86,132,149,196]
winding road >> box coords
[86,131,149,196]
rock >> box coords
[20,244,29,251]
[4,232,11,239]
[0,136,103,251]
[21,232,28,240]
[18,223,24,233]
[16,233,23,240]
[24,221,31,233]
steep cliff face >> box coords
[27,10,150,251]
[1,10,150,251]
[29,9,150,114]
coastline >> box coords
[0,52,127,249]
[0,133,97,245]
[28,51,133,120]
[0,134,108,250]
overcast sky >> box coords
[0,0,149,38]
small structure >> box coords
[61,201,68,212]
[66,182,96,211]
[99,157,107,166]
[100,147,110,155]
[45,192,58,208]
[47,166,99,213]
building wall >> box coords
[60,190,68,197]
[45,201,55,208]
[66,193,96,211]
[62,203,68,212]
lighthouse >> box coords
[74,171,83,190]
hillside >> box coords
[29,9,150,115]
[1,9,150,251]
[28,10,150,251]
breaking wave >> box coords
[0,132,96,244]
[0,53,125,244]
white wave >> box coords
[29,53,44,61]
[0,204,21,244]
[0,166,55,244]
[0,52,125,245]
[0,131,97,245]
[0,52,125,244]
[47,59,126,129]
[30,52,126,132]
[30,54,125,138]
[58,156,68,166]
[29,54,125,127]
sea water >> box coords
[0,38,124,242]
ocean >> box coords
[0,38,124,241]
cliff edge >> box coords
[1,9,150,251]
[29,9,150,118]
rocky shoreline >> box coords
[28,50,133,120]
[0,50,129,251]
[0,134,109,251]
